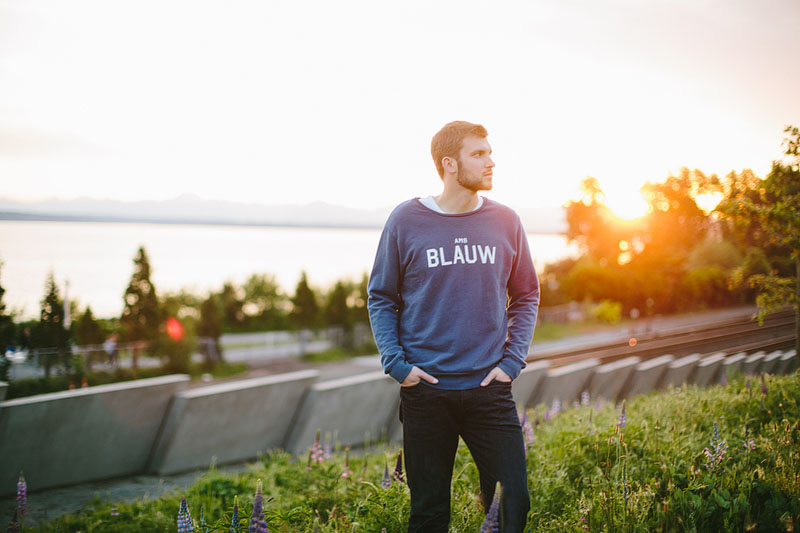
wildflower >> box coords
[380,461,393,489]
[310,429,326,464]
[7,509,19,533]
[760,375,768,396]
[519,410,534,451]
[393,451,405,483]
[16,474,26,524]
[581,391,590,407]
[741,425,756,452]
[550,399,562,418]
[479,482,502,533]
[110,507,120,517]
[617,400,627,428]
[341,447,353,478]
[703,422,728,473]
[229,496,239,533]
[720,373,728,386]
[177,496,194,533]
[249,480,269,533]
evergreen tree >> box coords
[197,295,223,363]
[74,306,105,346]
[30,272,71,378]
[290,271,320,329]
[219,282,245,330]
[120,246,160,352]
[0,262,17,381]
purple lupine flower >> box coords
[310,429,326,464]
[229,496,239,533]
[7,508,19,533]
[741,425,756,452]
[16,474,26,524]
[617,400,627,428]
[341,447,353,478]
[249,480,269,533]
[720,373,728,386]
[479,482,502,532]
[177,496,195,533]
[550,399,562,418]
[518,410,534,451]
[380,462,392,489]
[392,451,405,483]
[581,391,590,407]
[703,422,728,473]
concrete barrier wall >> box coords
[742,351,766,375]
[0,381,6,402]
[623,354,675,398]
[661,353,701,389]
[760,351,784,375]
[776,350,797,374]
[720,352,747,382]
[285,371,399,454]
[587,357,640,403]
[0,375,189,496]
[148,370,319,475]
[531,359,599,407]
[692,352,726,387]
[512,360,550,408]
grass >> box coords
[11,372,799,532]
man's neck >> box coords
[434,189,480,214]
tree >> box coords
[219,282,245,330]
[717,125,800,354]
[120,246,160,351]
[30,272,71,378]
[242,273,288,330]
[74,306,105,346]
[0,262,17,381]
[290,271,320,329]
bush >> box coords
[591,300,622,323]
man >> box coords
[368,120,539,532]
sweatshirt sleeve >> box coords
[497,219,539,380]
[367,219,413,384]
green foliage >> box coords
[290,271,320,330]
[73,306,106,346]
[29,272,71,378]
[686,240,742,271]
[680,266,734,309]
[0,261,16,381]
[591,300,622,323]
[120,246,160,349]
[27,374,800,532]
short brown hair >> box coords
[430,121,489,178]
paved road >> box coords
[0,306,760,526]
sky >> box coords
[1,0,799,218]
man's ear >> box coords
[443,156,457,174]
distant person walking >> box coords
[103,333,118,366]
[368,121,539,532]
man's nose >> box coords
[486,156,495,168]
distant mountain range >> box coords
[0,195,567,234]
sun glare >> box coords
[694,192,723,214]
[606,190,650,221]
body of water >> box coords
[0,221,578,319]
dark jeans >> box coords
[399,380,530,533]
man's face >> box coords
[455,135,494,192]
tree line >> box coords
[0,247,370,381]
[542,125,798,353]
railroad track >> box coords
[530,309,796,367]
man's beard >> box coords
[456,165,491,192]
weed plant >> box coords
[12,373,799,532]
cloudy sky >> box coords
[1,0,798,218]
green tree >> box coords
[290,271,320,329]
[197,294,223,364]
[219,281,245,331]
[73,306,105,346]
[30,272,71,378]
[717,125,800,354]
[243,273,288,330]
[120,246,160,352]
[0,262,17,381]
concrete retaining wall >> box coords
[692,352,726,387]
[0,374,189,496]
[0,381,6,402]
[720,352,747,382]
[587,357,640,403]
[530,359,599,407]
[148,370,319,475]
[760,350,784,375]
[623,354,674,398]
[741,351,766,375]
[512,360,550,407]
[661,353,701,389]
[285,371,399,454]
[776,350,797,374]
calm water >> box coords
[0,221,578,319]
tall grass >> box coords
[16,373,800,532]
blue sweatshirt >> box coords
[367,197,539,390]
